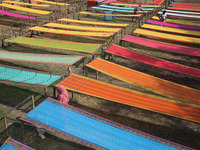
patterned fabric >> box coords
[29,26,113,38]
[122,35,200,57]
[7,37,102,54]
[33,0,69,6]
[58,18,130,27]
[0,138,35,150]
[0,9,38,19]
[0,50,84,65]
[134,28,200,44]
[0,3,50,15]
[21,97,194,150]
[43,22,121,33]
[0,65,62,86]
[56,74,200,123]
[2,1,49,7]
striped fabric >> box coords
[0,65,62,86]
[158,12,200,19]
[91,6,148,13]
[151,0,164,5]
[0,138,35,150]
[134,28,200,44]
[103,0,116,4]
[28,26,113,37]
[31,0,69,5]
[122,35,200,57]
[43,22,122,33]
[146,19,200,30]
[0,9,38,19]
[152,16,200,26]
[7,36,102,54]
[56,74,200,123]
[80,11,142,17]
[169,3,200,8]
[111,2,162,7]
[167,6,200,12]
[162,9,200,15]
[2,1,50,7]
[21,98,195,150]
[58,18,130,27]
[100,4,154,10]
[0,50,84,65]
[86,58,200,105]
[0,3,50,15]
[141,24,200,36]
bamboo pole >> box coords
[85,66,88,77]
[71,91,74,100]
[32,95,35,109]
[96,71,98,80]
[4,114,8,137]
[82,58,85,76]
[20,120,24,143]
[44,87,47,97]
[53,87,56,98]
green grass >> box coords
[0,1,200,150]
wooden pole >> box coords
[107,38,108,48]
[71,91,74,100]
[28,12,31,27]
[20,120,24,143]
[36,17,38,26]
[4,114,8,137]
[44,87,47,97]
[83,58,85,76]
[117,32,119,45]
[31,95,35,109]
[85,66,88,77]
[53,86,57,98]
[96,71,98,80]
[101,46,104,59]
[10,28,12,37]
[2,30,5,48]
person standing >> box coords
[159,10,167,22]
[56,85,69,105]
[134,4,144,14]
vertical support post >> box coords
[96,71,98,80]
[113,33,116,44]
[117,32,119,45]
[71,91,74,100]
[85,66,88,77]
[31,95,35,109]
[20,20,23,36]
[139,16,141,27]
[106,38,109,48]
[101,46,104,59]
[4,114,8,137]
[28,12,31,27]
[124,27,126,36]
[21,120,24,143]
[12,28,16,37]
[53,86,57,98]
[120,29,123,38]
[83,58,85,76]
[36,17,38,26]
[2,30,5,48]
[108,53,110,60]
[44,87,47,97]
[124,40,126,47]
[10,28,12,37]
